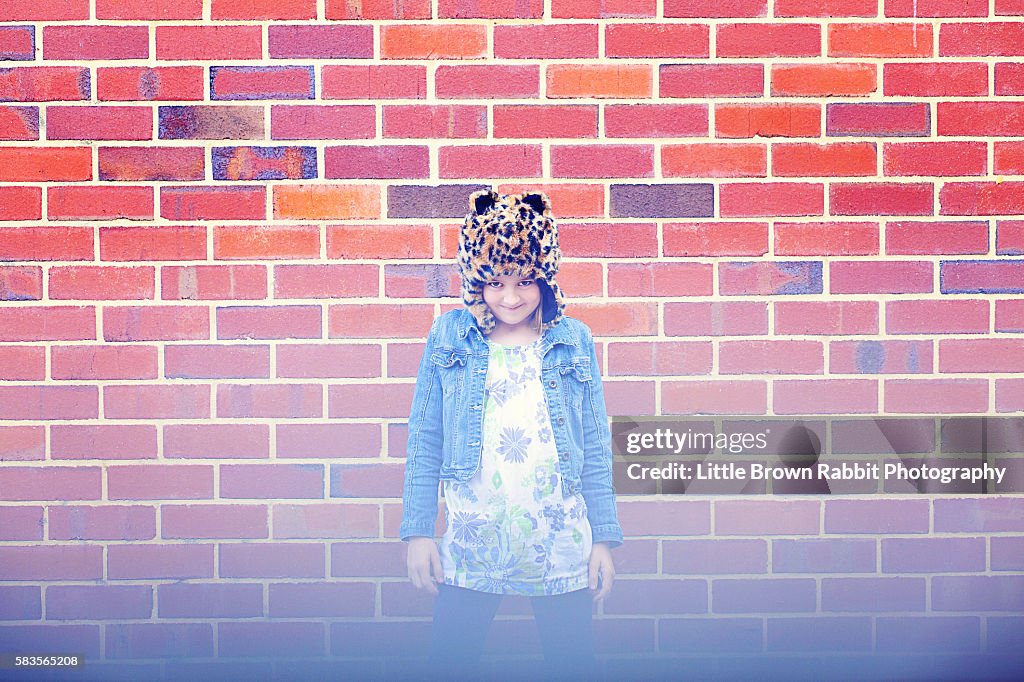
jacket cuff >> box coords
[399,522,436,541]
[591,523,623,549]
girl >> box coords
[400,190,623,680]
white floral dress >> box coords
[439,336,592,596]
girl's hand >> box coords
[588,542,616,604]
[406,536,443,595]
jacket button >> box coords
[557,417,565,425]
[548,380,556,388]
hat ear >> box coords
[471,189,497,214]
[520,192,550,215]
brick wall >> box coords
[0,1,1022,679]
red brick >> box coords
[273,184,380,220]
[0,147,92,182]
[997,379,1024,412]
[277,423,382,459]
[212,0,315,19]
[997,220,1024,255]
[720,183,824,217]
[96,0,202,19]
[439,144,542,179]
[162,504,268,539]
[325,0,430,19]
[942,260,1024,294]
[327,304,433,339]
[0,265,41,300]
[48,186,154,220]
[158,583,262,619]
[776,0,876,16]
[830,340,934,374]
[661,64,763,98]
[436,65,539,99]
[886,221,989,255]
[327,224,432,259]
[775,221,878,256]
[665,0,767,16]
[3,0,89,20]
[606,104,707,138]
[0,226,92,261]
[606,341,711,376]
[886,0,987,15]
[272,105,374,140]
[560,223,658,257]
[885,379,988,413]
[496,184,605,219]
[606,24,708,58]
[720,340,824,375]
[662,380,767,414]
[718,23,820,58]
[773,142,876,177]
[217,384,322,419]
[384,105,487,139]
[156,26,262,60]
[214,225,318,261]
[662,143,766,178]
[775,301,878,335]
[0,26,34,62]
[883,62,988,97]
[938,102,1024,136]
[0,507,44,540]
[43,26,148,60]
[272,503,378,539]
[211,66,313,101]
[0,307,95,342]
[384,264,454,298]
[608,263,713,297]
[0,466,100,501]
[940,339,1024,373]
[160,186,265,221]
[0,187,41,220]
[831,182,933,216]
[270,582,375,617]
[323,65,426,99]
[997,0,1024,13]
[165,345,270,379]
[99,147,204,181]
[47,106,152,141]
[217,305,322,340]
[221,464,323,500]
[438,0,543,16]
[884,142,986,177]
[107,544,214,580]
[549,64,652,98]
[49,265,155,300]
[0,347,44,381]
[100,226,206,262]
[775,379,878,414]
[553,0,656,17]
[941,23,1024,57]
[551,144,653,179]
[104,306,208,342]
[940,182,1024,216]
[495,24,598,59]
[49,506,155,541]
[0,66,89,101]
[381,25,486,59]
[0,425,45,461]
[277,344,380,379]
[664,301,768,336]
[221,543,325,578]
[719,261,822,295]
[219,622,323,658]
[664,222,768,256]
[329,384,414,418]
[50,345,155,381]
[104,385,211,419]
[0,546,102,580]
[996,63,1024,95]
[887,300,989,334]
[772,64,876,96]
[829,23,932,58]
[996,298,1024,331]
[325,145,430,179]
[160,262,268,301]
[715,103,820,138]
[0,105,38,140]
[493,105,597,139]
[830,261,933,294]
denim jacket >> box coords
[400,308,623,548]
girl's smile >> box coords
[483,275,542,333]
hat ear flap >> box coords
[471,189,498,214]
[520,192,550,215]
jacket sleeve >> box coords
[579,324,624,548]
[399,316,444,541]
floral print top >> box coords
[439,336,592,596]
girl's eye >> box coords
[519,280,535,286]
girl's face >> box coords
[482,275,542,332]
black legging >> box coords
[429,584,597,681]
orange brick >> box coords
[327,224,433,259]
[772,142,877,177]
[327,304,434,338]
[829,23,933,58]
[775,221,879,256]
[273,185,380,220]
[772,64,876,96]
[715,103,821,138]
[547,65,652,98]
[214,226,321,260]
[571,302,659,336]
[380,25,486,60]
[662,143,767,178]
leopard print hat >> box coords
[458,189,566,335]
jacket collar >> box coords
[455,307,577,348]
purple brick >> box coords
[331,622,431,657]
[0,624,100,658]
[659,618,763,653]
[941,260,1024,294]
[877,616,980,653]
[0,26,35,61]
[157,583,263,618]
[0,66,90,102]
[380,581,436,617]
[619,500,711,536]
[933,576,1024,611]
[0,586,40,620]
[211,66,314,101]
[604,579,707,615]
[594,619,656,655]
[212,146,316,180]
[220,463,324,499]
[713,578,817,613]
[773,538,876,573]
[0,105,39,140]
[825,499,929,534]
[106,623,213,659]
[822,577,926,612]
[219,622,325,658]
[715,499,820,535]
[663,539,768,574]
[987,616,1024,652]
[767,617,872,652]
[216,305,322,340]
[107,544,214,580]
[219,543,325,578]
[0,506,43,540]
[611,538,659,574]
[326,145,430,179]
[719,261,822,295]
[165,662,273,681]
[330,542,406,578]
[610,183,714,218]
[46,585,152,620]
[158,105,264,140]
[0,545,102,580]
[941,417,1024,454]
[827,103,930,137]
[269,582,376,617]
[882,537,986,573]
[269,25,373,59]
[386,184,489,218]
[384,263,459,299]
[991,537,1024,571]
[830,417,935,452]
[934,498,1024,532]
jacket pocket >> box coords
[559,357,592,410]
[430,348,467,468]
